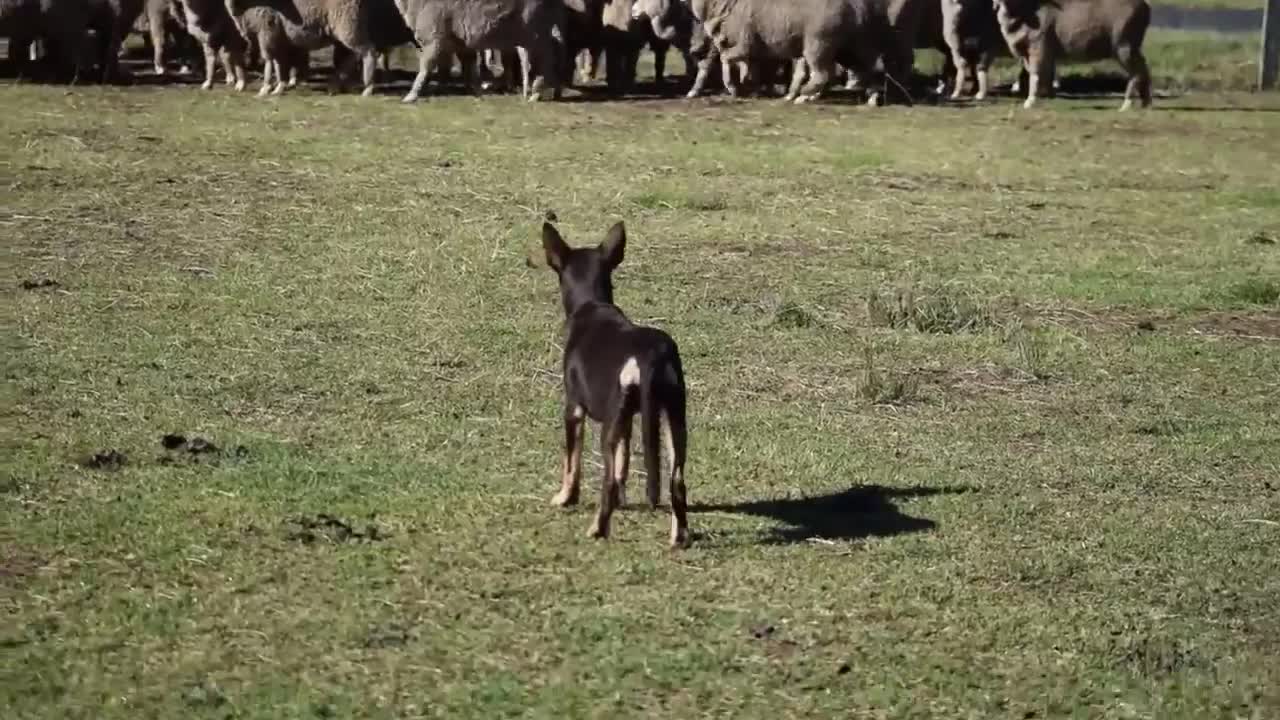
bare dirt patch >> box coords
[1190,312,1280,340]
[157,434,250,465]
[19,277,60,291]
[917,365,1053,401]
[1041,306,1280,341]
[78,449,126,471]
[285,514,387,545]
[0,548,46,587]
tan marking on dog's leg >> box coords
[669,465,688,548]
[661,410,689,548]
[552,406,584,507]
[661,413,676,477]
[614,431,630,508]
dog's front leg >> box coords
[551,405,585,507]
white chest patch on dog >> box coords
[619,357,641,387]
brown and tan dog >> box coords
[540,220,690,549]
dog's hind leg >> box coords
[590,391,637,540]
[662,382,690,549]
[551,405,585,507]
[589,422,627,539]
[615,431,631,509]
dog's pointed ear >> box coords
[542,222,570,272]
[601,221,626,269]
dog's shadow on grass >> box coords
[689,484,972,545]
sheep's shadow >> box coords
[690,484,972,545]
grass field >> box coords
[904,29,1263,94]
[3,70,1280,720]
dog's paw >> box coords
[550,489,578,507]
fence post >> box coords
[1264,0,1280,89]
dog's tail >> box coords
[616,351,660,504]
[638,345,685,509]
[639,357,664,509]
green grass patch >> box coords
[915,29,1262,93]
[1223,278,1280,306]
[866,284,1001,334]
[1145,30,1264,93]
[631,188,730,212]
[855,345,921,405]
[2,80,1279,719]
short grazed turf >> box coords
[2,76,1279,719]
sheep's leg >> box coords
[271,60,286,94]
[517,46,532,100]
[527,36,558,99]
[783,57,806,101]
[477,49,495,91]
[538,36,562,100]
[881,46,913,105]
[100,16,130,83]
[935,52,953,95]
[360,50,376,96]
[149,17,166,75]
[722,59,742,97]
[1116,44,1151,111]
[587,48,601,80]
[950,51,969,100]
[200,42,216,90]
[403,40,440,103]
[1019,44,1049,109]
[975,51,993,100]
[288,49,306,87]
[330,44,354,93]
[795,54,830,104]
[258,49,274,97]
[687,54,712,98]
[500,50,519,93]
[221,49,234,86]
[459,50,480,96]
[625,47,640,92]
[1136,52,1151,108]
[232,50,246,91]
[574,48,591,85]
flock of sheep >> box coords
[2,0,1154,110]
